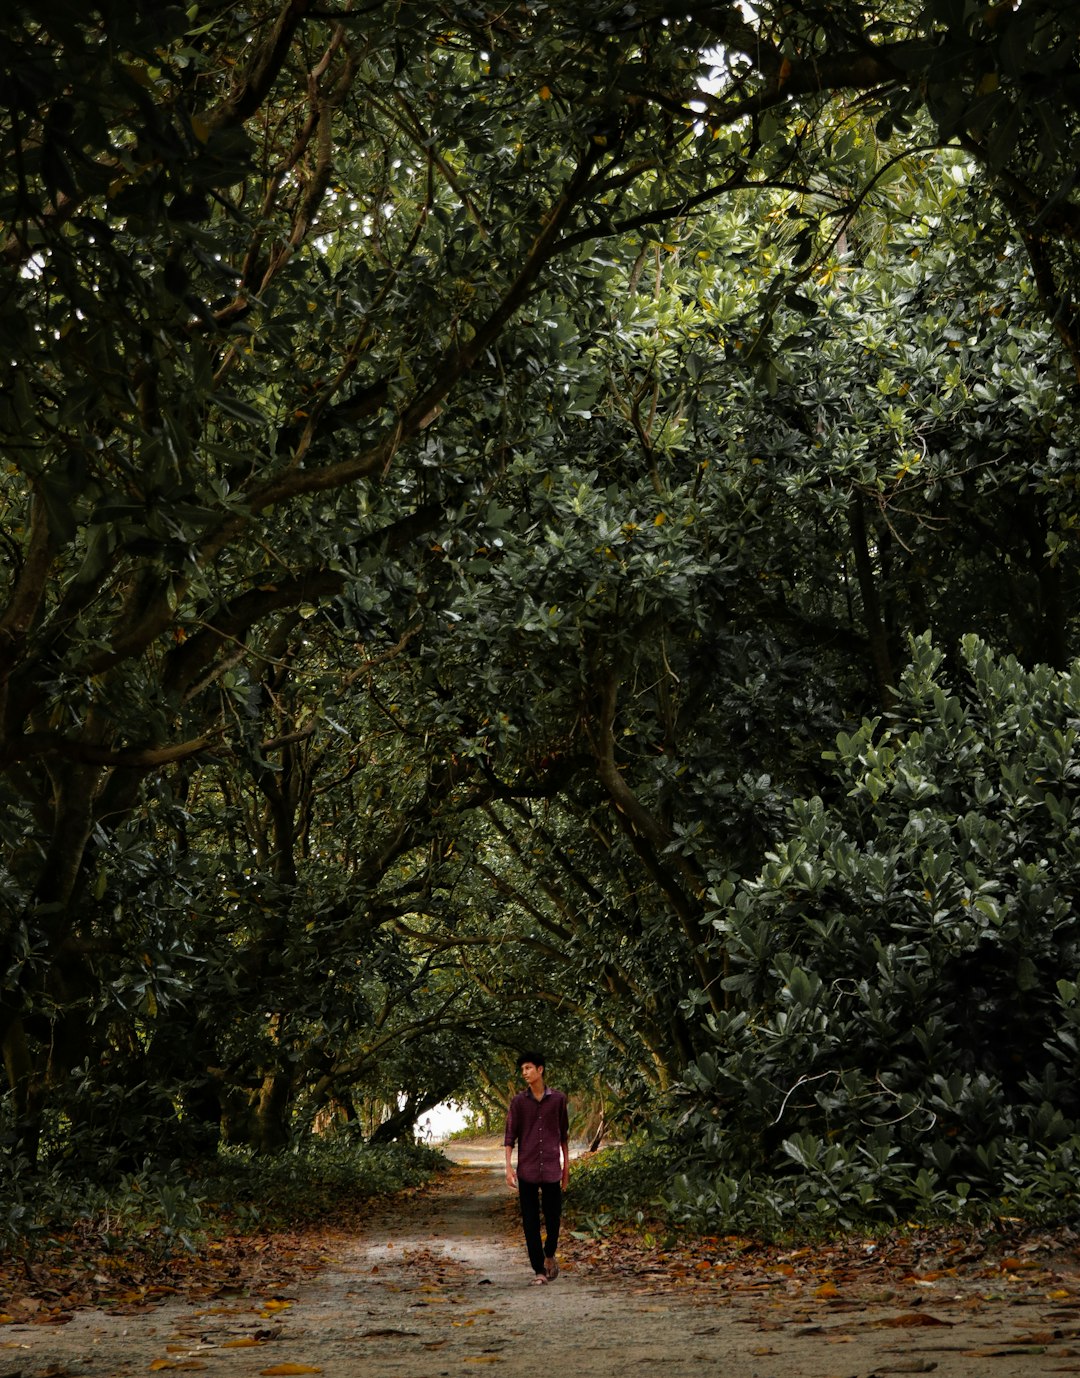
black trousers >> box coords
[516,1177,562,1274]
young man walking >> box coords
[503,1050,570,1285]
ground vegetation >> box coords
[3,0,1080,1236]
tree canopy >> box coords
[3,0,1080,1225]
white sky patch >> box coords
[417,1099,470,1141]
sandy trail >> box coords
[3,1145,1078,1377]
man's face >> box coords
[520,1061,544,1089]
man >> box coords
[503,1050,570,1285]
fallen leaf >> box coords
[961,1348,1047,1358]
[875,1312,953,1328]
[814,1281,840,1299]
[149,1363,208,1372]
[259,1367,323,1376]
[221,1336,263,1348]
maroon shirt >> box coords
[504,1086,569,1183]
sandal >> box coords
[531,1273,548,1285]
[544,1257,559,1280]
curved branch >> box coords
[0,493,54,688]
[203,0,316,133]
[91,136,612,676]
[158,503,443,698]
[0,730,217,770]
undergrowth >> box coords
[1,1136,449,1260]
[567,1138,677,1240]
[567,1133,1080,1244]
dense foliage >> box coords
[3,0,1080,1230]
[1,1133,447,1261]
[663,636,1080,1230]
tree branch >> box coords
[203,0,316,132]
[0,731,218,770]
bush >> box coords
[665,635,1080,1233]
[0,1133,449,1257]
[214,1135,450,1228]
[659,1134,1080,1238]
[568,1138,680,1228]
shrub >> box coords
[0,1133,449,1257]
[666,635,1080,1232]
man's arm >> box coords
[504,1098,517,1189]
[559,1092,570,1190]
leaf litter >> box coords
[2,1157,1080,1377]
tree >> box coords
[1,0,732,1160]
[4,0,1080,1188]
[362,144,1080,1203]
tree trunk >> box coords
[848,491,895,713]
[369,1089,446,1144]
[1,1017,43,1167]
[254,1069,294,1153]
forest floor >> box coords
[3,1139,1080,1378]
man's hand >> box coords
[505,1166,517,1190]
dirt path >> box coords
[4,1146,1079,1378]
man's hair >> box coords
[517,1050,546,1071]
